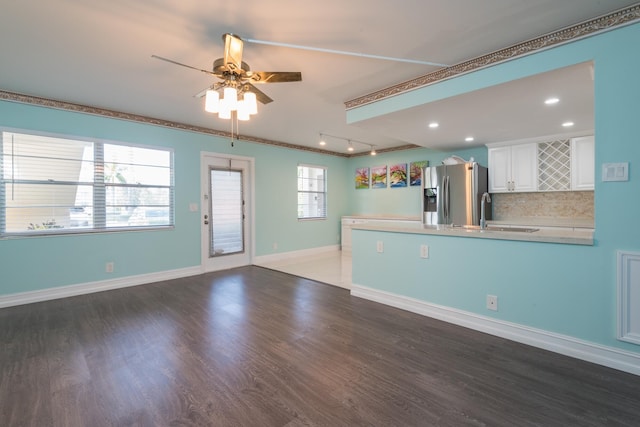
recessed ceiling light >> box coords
[562,121,575,127]
[429,122,439,129]
[545,97,560,105]
[465,136,474,142]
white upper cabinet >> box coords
[571,136,595,190]
[488,143,538,193]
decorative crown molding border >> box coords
[345,4,640,109]
[0,89,352,158]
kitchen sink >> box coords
[486,226,538,233]
[450,225,538,233]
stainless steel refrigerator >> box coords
[422,162,490,226]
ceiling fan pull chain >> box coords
[229,111,233,147]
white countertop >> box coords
[490,217,594,229]
[342,215,592,229]
[342,214,421,221]
[350,221,594,246]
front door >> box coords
[201,153,253,271]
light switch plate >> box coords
[602,162,629,182]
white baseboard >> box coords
[0,266,203,308]
[253,245,340,265]
[351,283,640,377]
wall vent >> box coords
[618,251,640,345]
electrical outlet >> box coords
[486,295,498,311]
[420,244,429,258]
[376,241,384,253]
[106,262,114,273]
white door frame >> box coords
[200,151,256,272]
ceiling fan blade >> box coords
[244,83,273,104]
[194,82,224,98]
[151,55,216,76]
[223,33,244,72]
[248,71,302,83]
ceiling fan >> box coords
[152,33,302,109]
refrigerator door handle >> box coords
[444,175,450,220]
[441,175,446,220]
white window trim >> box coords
[0,127,175,238]
[297,163,327,221]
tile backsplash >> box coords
[492,191,594,222]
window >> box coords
[1,130,174,236]
[297,165,326,219]
[210,168,244,256]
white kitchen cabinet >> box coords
[571,135,595,190]
[488,143,538,192]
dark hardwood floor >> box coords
[2,266,640,426]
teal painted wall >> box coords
[0,102,349,295]
[350,22,640,353]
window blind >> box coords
[297,165,327,219]
[1,130,174,236]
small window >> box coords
[297,165,327,220]
[1,130,174,236]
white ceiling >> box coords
[353,61,595,150]
[0,1,637,155]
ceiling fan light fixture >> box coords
[205,90,220,113]
[218,104,232,119]
[243,92,258,115]
[236,97,252,120]
[223,87,238,111]
[237,105,250,121]
[153,32,302,125]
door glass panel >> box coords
[210,168,244,257]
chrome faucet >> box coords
[480,192,491,230]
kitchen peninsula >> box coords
[350,220,593,246]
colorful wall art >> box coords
[355,167,370,189]
[410,161,428,186]
[371,165,387,188]
[356,160,428,189]
[389,163,408,188]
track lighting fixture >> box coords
[317,132,375,154]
